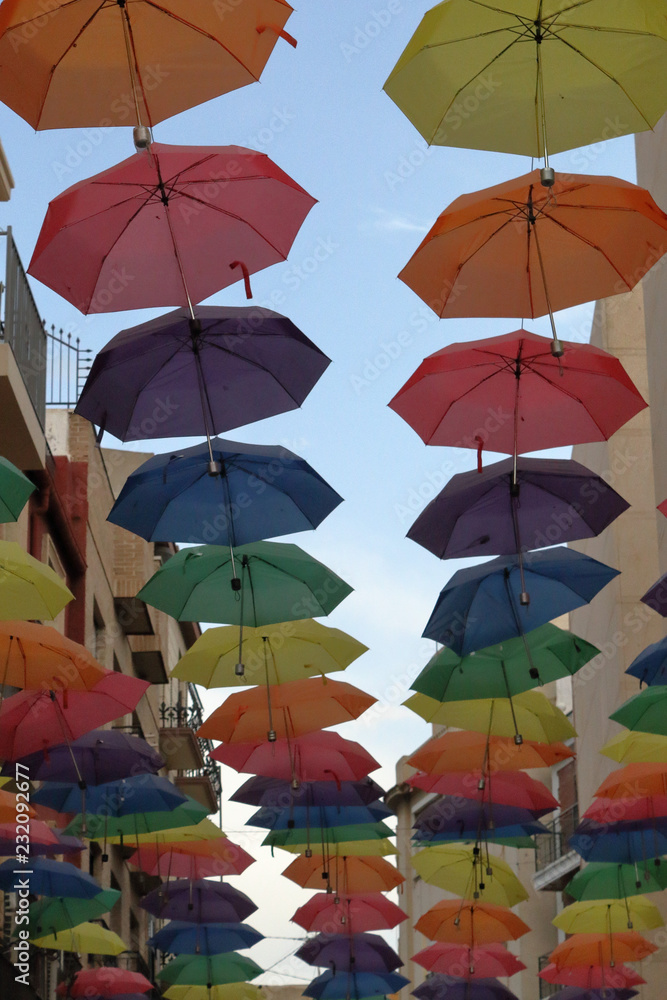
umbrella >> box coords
[29,143,317,313]
[568,861,667,900]
[277,838,397,859]
[0,0,295,129]
[64,797,210,841]
[33,773,187,817]
[172,618,367,688]
[640,571,667,616]
[6,829,84,857]
[296,932,403,972]
[553,991,638,1000]
[128,838,255,880]
[30,921,127,955]
[553,897,664,933]
[415,900,530,945]
[248,803,392,830]
[413,975,519,1000]
[408,457,630,559]
[157,953,263,986]
[0,788,35,822]
[595,762,667,798]
[413,821,547,846]
[0,673,150,760]
[411,846,529,907]
[107,437,343,546]
[231,776,385,809]
[120,817,227,848]
[539,964,645,990]
[405,690,576,744]
[2,728,164,784]
[388,329,646,457]
[292,893,408,933]
[164,988,263,1000]
[140,879,258,923]
[406,730,574,774]
[413,798,546,841]
[0,456,35,522]
[304,970,409,999]
[263,822,395,851]
[626,634,667,686]
[210,730,380,781]
[282,854,403,894]
[585,795,667,824]
[28,889,121,936]
[421,548,618,656]
[197,677,376,744]
[570,819,667,863]
[383,1,667,158]
[0,539,74,620]
[412,942,525,979]
[0,818,62,852]
[407,770,558,814]
[0,620,107,692]
[149,922,264,955]
[0,857,103,898]
[549,932,657,968]
[610,684,667,734]
[75,305,330,443]
[64,968,153,996]
[600,730,667,764]
[410,622,598,701]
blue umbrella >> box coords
[148,921,264,955]
[626,635,667,686]
[570,818,667,863]
[107,437,343,545]
[247,802,392,830]
[32,774,187,816]
[304,969,410,999]
[423,548,619,655]
[0,858,102,898]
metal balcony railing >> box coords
[535,804,580,872]
[158,683,222,804]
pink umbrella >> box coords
[292,892,408,933]
[210,730,380,782]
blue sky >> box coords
[0,1,639,984]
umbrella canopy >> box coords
[6,829,84,857]
[415,900,530,946]
[553,991,638,1000]
[396,171,667,321]
[408,457,630,559]
[640,571,667,616]
[412,942,525,979]
[412,822,547,846]
[149,921,264,956]
[595,762,667,798]
[140,879,257,923]
[30,921,127,955]
[568,860,667,900]
[413,975,519,1000]
[292,893,408,933]
[197,677,376,743]
[600,730,667,764]
[585,795,667,823]
[296,931,402,972]
[0,620,106,691]
[231,776,385,808]
[408,770,558,814]
[570,819,667,863]
[539,964,645,990]
[549,932,657,968]
[0,788,35,821]
[0,818,62,851]
[65,797,209,841]
[0,674,150,760]
[173,618,367,688]
[411,846,529,907]
[164,988,263,1000]
[0,540,74,620]
[3,728,164,784]
[75,305,330,443]
[277,838,397,858]
[248,802,391,830]
[626,634,667,685]
[304,970,409,999]
[0,0,295,129]
[610,684,667,734]
[137,540,352,625]
[0,858,103,898]
[64,967,153,996]
[411,623,598,701]
[28,889,121,936]
[553,897,664,934]
[413,797,546,841]
[107,438,343,546]
[407,730,574,774]
[210,730,380,781]
[0,456,35,522]
[33,774,187,817]
[29,143,316,313]
[128,838,255,880]
[157,953,263,986]
[388,329,647,456]
[421,549,619,655]
[282,854,403,894]
[263,821,394,850]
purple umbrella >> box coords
[555,990,638,1000]
[231,776,386,808]
[408,457,629,560]
[0,830,84,856]
[413,975,518,1000]
[415,797,547,838]
[641,572,667,617]
[74,305,331,443]
[1,729,164,785]
[296,932,403,972]
[140,878,257,924]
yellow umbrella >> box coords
[554,898,665,935]
[107,818,225,847]
[411,845,528,907]
[0,541,73,620]
[171,618,367,687]
[600,730,667,764]
[30,921,127,955]
[165,986,263,1000]
[276,838,398,857]
[404,690,576,744]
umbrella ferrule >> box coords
[133,125,151,151]
[231,577,242,592]
[207,460,222,477]
[514,734,523,746]
[235,662,245,676]
[540,167,555,188]
[520,591,530,606]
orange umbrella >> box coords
[282,854,404,894]
[0,788,35,822]
[197,677,376,743]
[549,931,657,968]
[595,762,667,799]
[128,838,255,880]
[415,900,530,947]
[0,620,106,692]
[0,0,296,131]
[407,730,574,775]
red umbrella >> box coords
[29,143,316,314]
[292,892,408,933]
[0,673,149,760]
[57,967,153,996]
[389,329,646,459]
[412,942,526,979]
[539,963,645,989]
[407,769,558,815]
[584,795,667,824]
[210,730,380,781]
[128,838,255,879]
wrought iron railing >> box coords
[535,804,579,872]
[158,683,222,804]
[46,325,92,407]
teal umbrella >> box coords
[568,861,667,901]
[64,796,209,840]
[0,456,35,522]
[610,685,667,735]
[157,952,263,986]
[28,889,120,936]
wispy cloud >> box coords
[365,206,430,234]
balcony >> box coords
[158,684,221,809]
[533,804,581,892]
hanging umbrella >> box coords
[30,921,127,955]
[157,953,263,986]
[292,893,408,933]
[408,457,630,560]
[413,797,547,841]
[210,730,380,781]
[140,879,257,923]
[553,991,638,1000]
[610,684,667,734]
[600,731,667,764]
[595,762,667,798]
[0,673,150,760]
[107,438,343,546]
[539,964,645,990]
[296,931,403,972]
[0,788,35,822]
[248,802,392,830]
[163,988,263,1000]
[415,900,530,946]
[626,635,667,685]
[413,975,519,1000]
[570,818,667,863]
[5,828,85,857]
[389,329,646,458]
[64,796,209,841]
[584,795,667,824]
[549,932,657,968]
[2,728,164,784]
[0,857,103,898]
[120,817,227,848]
[276,838,397,858]
[32,773,187,817]
[553,897,664,934]
[63,967,153,996]
[412,821,546,846]
[29,143,316,314]
[128,838,255,880]
[0,456,35,522]
[263,821,395,851]
[640,571,667,616]
[0,0,295,130]
[172,618,367,688]
[406,730,574,774]
[75,305,330,443]
[411,845,529,908]
[0,540,74,620]
[412,942,525,980]
[0,619,107,693]
[410,622,599,701]
[421,548,618,656]
[197,677,375,744]
[231,776,385,809]
[407,770,558,814]
[282,854,404,893]
[568,860,667,900]
[149,921,264,955]
[304,970,409,999]
[0,818,63,852]
[28,889,120,936]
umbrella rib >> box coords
[175,190,289,261]
[536,208,645,292]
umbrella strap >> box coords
[230,260,253,299]
[257,23,298,47]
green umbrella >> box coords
[0,457,35,523]
[64,797,209,841]
[568,862,667,901]
[157,952,263,986]
[136,540,352,625]
[28,889,120,936]
[263,822,394,850]
[610,685,667,735]
[411,623,599,702]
